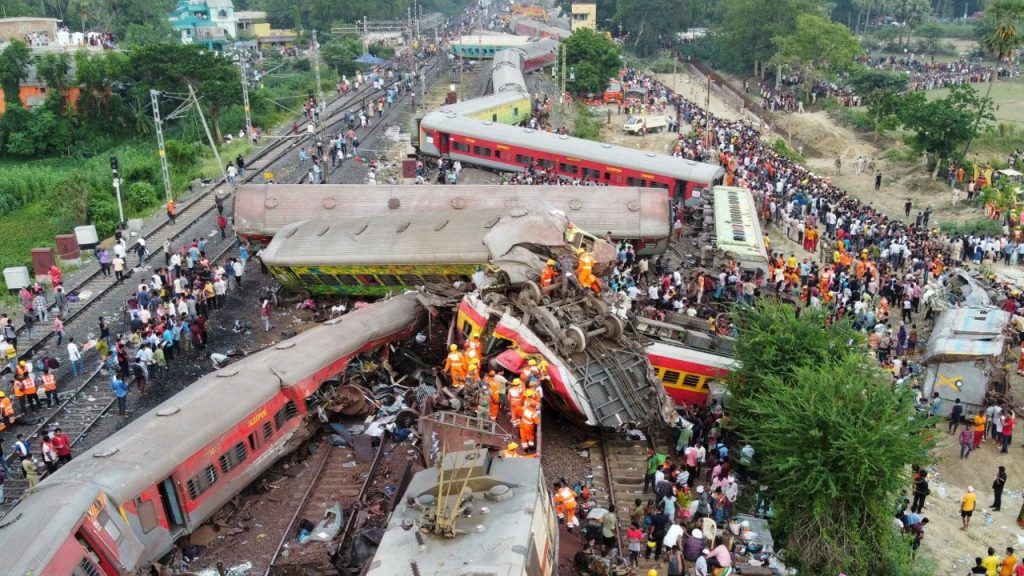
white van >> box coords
[623,114,667,135]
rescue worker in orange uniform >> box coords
[13,360,29,381]
[526,380,543,408]
[507,378,525,425]
[553,481,579,530]
[0,391,14,426]
[465,358,481,383]
[520,358,539,384]
[41,368,57,407]
[486,371,502,421]
[464,331,482,365]
[443,344,467,388]
[15,374,40,414]
[540,259,559,288]
[520,390,540,452]
[576,247,598,293]
[501,442,521,458]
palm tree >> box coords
[960,0,1024,161]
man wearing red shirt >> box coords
[50,428,72,465]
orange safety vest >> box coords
[13,380,25,397]
[41,373,56,392]
[20,377,36,396]
[0,397,13,416]
[556,486,576,506]
[444,351,466,373]
[489,378,501,401]
[522,406,539,425]
[540,266,558,287]
[508,385,524,407]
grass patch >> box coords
[939,219,1003,236]
[573,107,603,141]
[771,138,806,164]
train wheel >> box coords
[561,325,587,355]
[602,315,625,340]
[518,281,543,307]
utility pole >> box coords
[188,84,229,185]
[150,89,173,202]
[559,45,566,110]
[239,58,253,143]
[312,30,324,108]
[110,156,124,225]
[705,75,712,160]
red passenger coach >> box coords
[0,295,426,575]
[418,111,724,199]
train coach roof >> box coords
[33,295,425,501]
[260,206,570,267]
[234,184,670,241]
[0,481,104,571]
[421,110,725,184]
[366,452,543,576]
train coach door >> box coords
[673,180,687,199]
[158,477,186,533]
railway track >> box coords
[0,239,241,505]
[260,433,401,576]
[589,428,675,551]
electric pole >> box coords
[150,89,173,202]
[188,84,229,185]
[110,156,124,225]
[312,30,324,108]
[240,58,253,143]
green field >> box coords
[928,77,1024,129]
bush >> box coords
[87,193,121,238]
[939,219,1002,237]
[125,181,160,213]
[0,194,21,215]
[771,138,806,163]
[840,108,874,131]
[573,108,603,141]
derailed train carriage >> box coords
[259,205,617,297]
[232,184,672,255]
[0,295,428,575]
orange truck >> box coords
[603,80,623,104]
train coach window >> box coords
[357,274,381,286]
[75,557,104,576]
[650,181,669,190]
[513,107,520,117]
[581,167,601,180]
[558,162,579,175]
[626,177,648,187]
[422,274,446,284]
[336,274,359,286]
[537,159,555,170]
[274,400,299,431]
[682,373,701,389]
[378,274,403,286]
[297,273,322,285]
[452,141,470,153]
[399,274,423,285]
[186,465,218,501]
[472,145,492,157]
[263,421,274,441]
[219,442,248,475]
[661,369,681,385]
[515,154,534,164]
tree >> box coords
[561,28,622,96]
[712,0,825,76]
[914,21,946,55]
[612,0,700,56]
[771,13,863,80]
[0,40,31,107]
[126,43,242,143]
[898,84,995,176]
[36,53,71,93]
[322,35,368,78]
[727,303,933,576]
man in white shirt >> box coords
[67,337,83,377]
[662,521,685,551]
